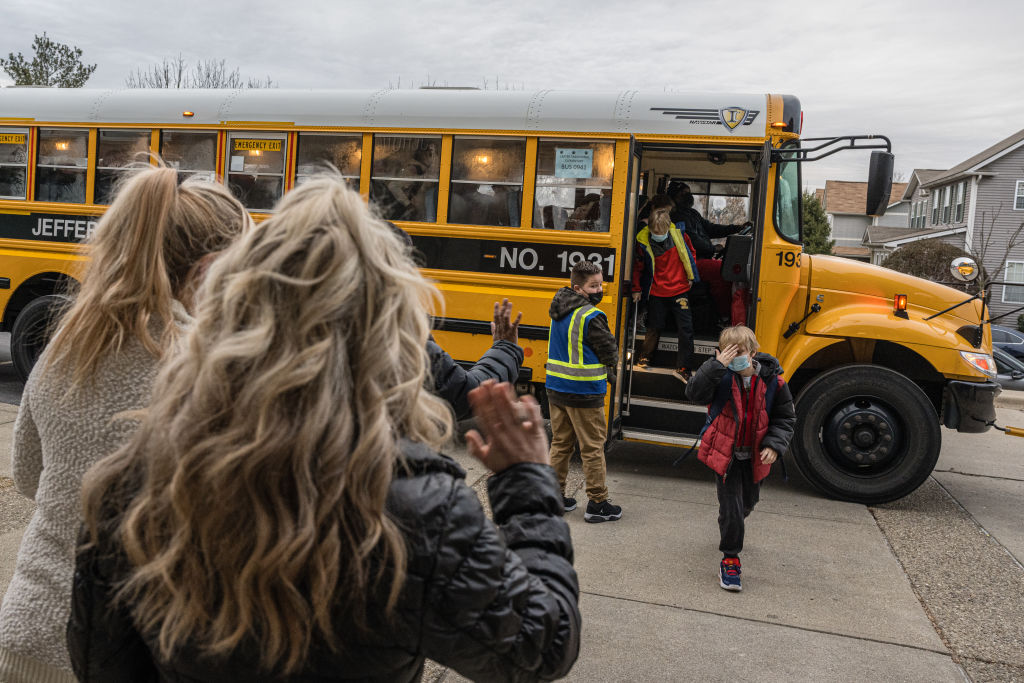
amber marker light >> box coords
[771,122,787,128]
[894,294,908,319]
[182,111,195,118]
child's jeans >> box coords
[717,458,760,556]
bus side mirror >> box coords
[866,151,894,216]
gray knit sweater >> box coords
[0,304,190,682]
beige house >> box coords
[818,180,908,261]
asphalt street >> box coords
[0,335,1022,681]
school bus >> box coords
[0,88,1004,504]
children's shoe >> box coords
[635,356,650,369]
[563,496,577,512]
[673,367,692,384]
[584,499,622,523]
[719,557,742,591]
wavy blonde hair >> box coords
[45,165,250,384]
[82,174,454,674]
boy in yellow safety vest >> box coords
[545,260,622,523]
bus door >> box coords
[612,143,765,449]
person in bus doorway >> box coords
[685,325,796,592]
[546,260,622,522]
[631,193,700,383]
[667,181,752,327]
[67,174,581,682]
[0,166,251,683]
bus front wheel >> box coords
[11,295,67,382]
[791,365,940,505]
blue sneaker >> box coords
[719,557,742,591]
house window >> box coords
[941,186,951,223]
[1004,261,1024,304]
[931,190,940,224]
[1015,180,1024,210]
[954,182,965,223]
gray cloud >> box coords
[2,0,1022,189]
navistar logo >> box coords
[651,106,759,132]
[718,107,747,130]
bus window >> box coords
[95,130,151,204]
[161,131,218,184]
[673,180,750,225]
[774,157,800,242]
[36,129,88,204]
[533,140,614,232]
[370,136,439,222]
[449,136,525,227]
[297,133,361,188]
[226,133,287,211]
[0,129,29,200]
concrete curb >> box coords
[996,389,1024,410]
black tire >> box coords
[791,364,940,505]
[11,295,67,382]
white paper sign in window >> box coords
[555,148,593,179]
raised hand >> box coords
[716,343,741,367]
[490,298,522,344]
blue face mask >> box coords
[728,355,751,372]
[650,231,669,242]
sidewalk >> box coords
[443,445,964,682]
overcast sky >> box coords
[2,0,1023,191]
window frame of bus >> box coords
[36,128,90,204]
[773,144,801,244]
[369,134,441,223]
[94,129,152,205]
[0,127,30,200]
[160,130,219,184]
[672,179,751,227]
[448,136,527,228]
[296,132,362,188]
[225,132,288,212]
[533,139,614,232]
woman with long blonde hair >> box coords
[69,175,580,682]
[0,166,250,683]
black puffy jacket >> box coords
[429,337,524,420]
[67,441,580,682]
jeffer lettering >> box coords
[32,217,99,240]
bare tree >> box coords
[125,56,276,88]
[968,204,1024,296]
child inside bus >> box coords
[631,193,699,383]
[545,260,622,522]
[685,325,796,591]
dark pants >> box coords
[641,293,695,370]
[697,258,732,321]
[716,458,760,557]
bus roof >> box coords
[0,88,781,138]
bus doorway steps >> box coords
[633,333,718,371]
[620,395,706,434]
[628,365,696,398]
[620,427,699,448]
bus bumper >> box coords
[942,380,1000,433]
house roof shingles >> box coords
[923,128,1024,187]
[823,180,908,215]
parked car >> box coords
[993,346,1024,391]
[992,324,1024,360]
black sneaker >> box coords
[584,499,622,523]
[563,497,577,512]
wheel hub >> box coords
[824,399,901,469]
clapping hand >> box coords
[465,381,549,474]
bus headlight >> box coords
[950,257,979,282]
[960,351,997,377]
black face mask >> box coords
[681,191,695,209]
[587,291,604,305]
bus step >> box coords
[620,427,699,448]
[621,398,707,434]
[628,365,692,399]
[632,334,719,372]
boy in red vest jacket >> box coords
[685,325,796,591]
